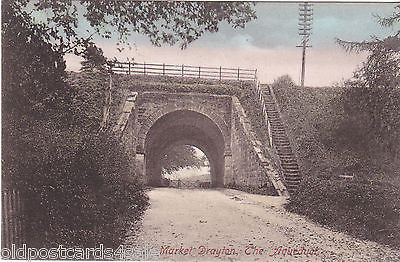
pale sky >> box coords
[65,2,398,87]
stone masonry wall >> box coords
[112,92,142,183]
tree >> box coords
[8,1,256,55]
[1,1,73,122]
[335,4,400,90]
[334,5,400,168]
[336,5,400,53]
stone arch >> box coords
[143,109,226,187]
[137,103,231,155]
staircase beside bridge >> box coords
[258,84,302,193]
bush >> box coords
[3,120,148,248]
[272,74,296,88]
[286,176,400,248]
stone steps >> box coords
[281,164,299,169]
[259,84,301,194]
[281,161,298,166]
[273,136,290,141]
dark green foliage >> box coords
[14,124,148,248]
[72,70,108,131]
[81,45,109,73]
[336,4,399,54]
[3,59,148,249]
[286,176,400,248]
[72,45,110,132]
[339,58,400,163]
[335,5,400,177]
[3,79,149,248]
[1,1,73,122]
[2,1,75,187]
[335,5,400,165]
[9,1,256,53]
[337,85,400,173]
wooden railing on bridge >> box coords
[110,61,257,82]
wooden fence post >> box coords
[237,68,240,80]
[128,61,131,75]
[163,63,165,75]
[2,189,24,249]
[2,190,9,248]
[181,65,184,77]
[219,66,222,81]
[144,62,146,75]
[198,66,201,78]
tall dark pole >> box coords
[297,2,313,87]
[301,43,306,88]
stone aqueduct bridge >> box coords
[112,75,295,196]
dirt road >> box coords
[125,188,400,261]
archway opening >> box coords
[160,145,211,188]
[144,110,225,187]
